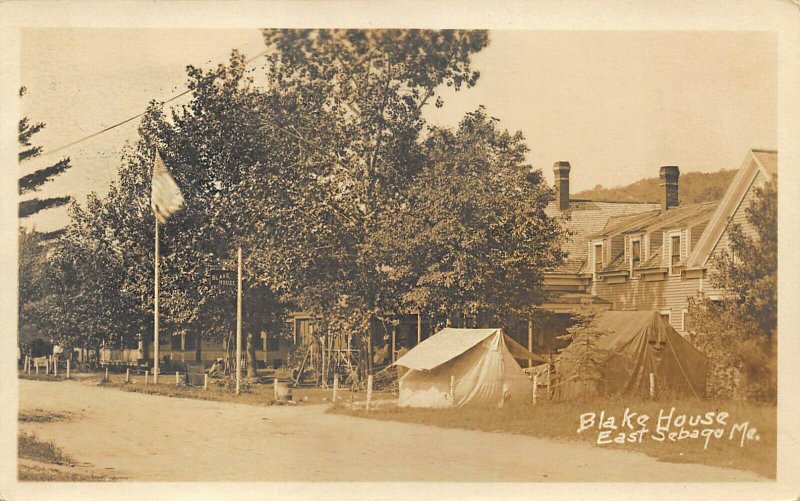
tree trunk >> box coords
[246,329,257,378]
[194,328,201,362]
[142,336,150,364]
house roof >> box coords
[593,201,718,239]
[545,200,659,274]
[687,149,777,269]
[592,203,718,274]
[543,149,776,278]
[752,149,777,176]
[538,293,611,313]
[594,149,777,274]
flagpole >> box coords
[235,246,242,396]
[154,218,160,384]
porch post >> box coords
[417,312,422,346]
[391,325,396,363]
[527,316,534,369]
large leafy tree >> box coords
[30,31,556,382]
[258,29,490,361]
[687,180,777,400]
[373,108,567,327]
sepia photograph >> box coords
[2,1,799,500]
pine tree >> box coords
[556,304,610,398]
[18,87,72,220]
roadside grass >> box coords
[18,463,112,482]
[18,411,113,482]
[18,373,65,382]
[18,432,74,466]
[19,409,75,423]
[330,398,776,479]
[89,373,392,407]
[22,369,395,407]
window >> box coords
[659,310,671,325]
[267,333,279,352]
[262,331,280,352]
[630,238,641,275]
[593,243,603,275]
[669,233,682,275]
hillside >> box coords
[573,169,737,204]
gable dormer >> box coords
[589,239,604,280]
[626,233,644,277]
[663,229,686,276]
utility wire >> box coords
[39,48,271,159]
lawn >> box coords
[330,398,776,479]
[44,370,393,407]
[19,369,396,408]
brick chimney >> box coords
[659,165,680,212]
[553,161,571,211]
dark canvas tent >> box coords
[392,328,543,408]
[551,310,707,400]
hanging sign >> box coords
[209,269,236,288]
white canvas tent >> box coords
[392,328,539,408]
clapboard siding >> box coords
[649,231,662,260]
[690,222,708,253]
[593,273,701,334]
[702,170,768,299]
[709,170,765,259]
[610,234,624,261]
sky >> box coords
[20,29,776,232]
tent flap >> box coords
[392,328,498,371]
[503,334,547,364]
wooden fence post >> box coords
[126,368,130,383]
[105,367,109,382]
[36,362,39,375]
[546,355,552,400]
[366,375,374,412]
[332,374,339,404]
[273,378,278,401]
[145,370,149,385]
[204,373,208,391]
[532,374,538,404]
[450,375,456,407]
[66,358,70,379]
[175,371,180,386]
[54,356,58,377]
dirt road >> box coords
[19,379,763,481]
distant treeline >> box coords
[574,169,737,205]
